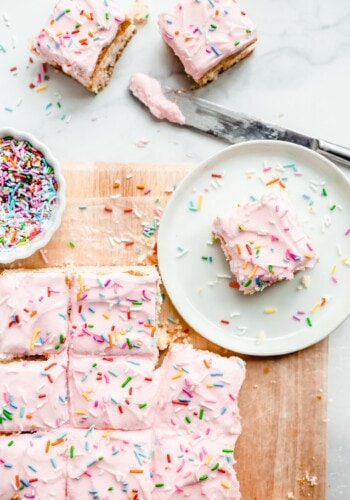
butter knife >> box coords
[163,89,350,168]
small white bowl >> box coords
[0,127,66,264]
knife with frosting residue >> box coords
[129,74,350,168]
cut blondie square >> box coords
[0,352,69,433]
[66,427,154,499]
[68,267,160,362]
[69,353,159,430]
[152,430,241,499]
[0,269,69,358]
[158,0,257,86]
[32,0,136,93]
[0,431,67,499]
[156,343,245,436]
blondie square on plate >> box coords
[213,192,318,294]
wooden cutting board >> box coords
[3,162,327,500]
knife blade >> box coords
[163,89,350,168]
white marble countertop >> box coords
[1,0,350,497]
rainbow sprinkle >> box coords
[0,136,58,251]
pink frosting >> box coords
[0,431,67,500]
[69,269,160,361]
[155,343,245,436]
[33,0,127,82]
[152,344,245,498]
[213,192,319,293]
[129,73,185,124]
[153,431,241,499]
[0,352,69,432]
[0,271,69,356]
[67,428,154,499]
[158,0,257,81]
[69,353,160,430]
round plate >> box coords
[158,140,350,356]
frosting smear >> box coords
[129,73,186,125]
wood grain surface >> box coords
[2,162,327,500]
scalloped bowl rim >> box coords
[0,127,66,264]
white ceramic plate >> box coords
[158,141,350,356]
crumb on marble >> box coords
[296,274,310,290]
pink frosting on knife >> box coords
[158,0,257,81]
[129,73,186,124]
[33,0,127,82]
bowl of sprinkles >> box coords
[0,128,66,264]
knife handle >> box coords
[317,139,350,168]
